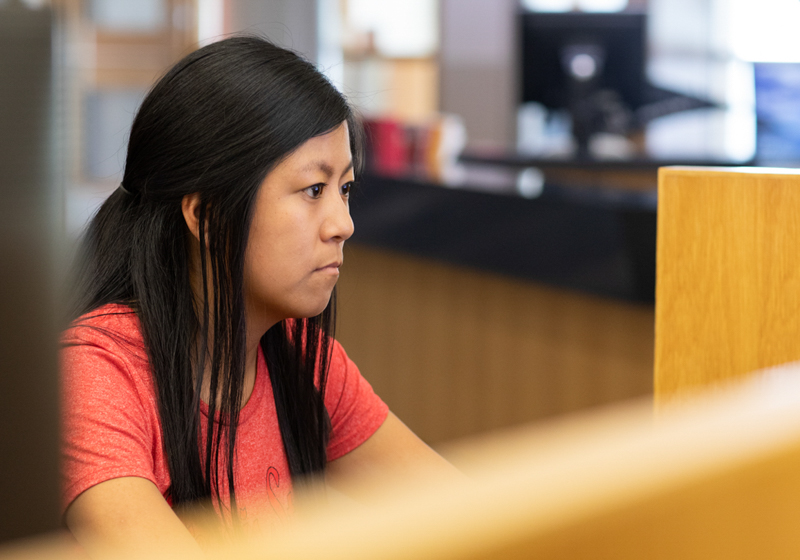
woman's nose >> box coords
[321,193,354,242]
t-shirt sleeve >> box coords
[61,333,160,512]
[324,340,389,462]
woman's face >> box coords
[243,121,355,329]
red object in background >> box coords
[363,118,410,177]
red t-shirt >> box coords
[60,304,388,530]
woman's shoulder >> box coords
[62,303,145,352]
[61,303,153,397]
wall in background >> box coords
[439,0,518,151]
[227,0,317,61]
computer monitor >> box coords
[754,63,800,166]
[520,11,648,158]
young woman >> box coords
[61,36,452,557]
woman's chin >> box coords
[292,294,333,320]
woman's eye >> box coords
[341,182,353,198]
[304,184,323,198]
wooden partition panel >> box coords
[655,167,800,399]
[337,244,654,444]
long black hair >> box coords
[71,36,362,517]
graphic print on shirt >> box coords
[235,465,291,531]
[266,466,290,521]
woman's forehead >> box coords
[276,122,352,175]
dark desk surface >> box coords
[460,151,755,170]
[350,173,657,303]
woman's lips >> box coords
[315,262,341,273]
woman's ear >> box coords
[181,193,202,241]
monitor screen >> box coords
[754,63,800,166]
[520,12,647,112]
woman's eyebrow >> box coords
[301,160,354,178]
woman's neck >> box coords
[197,324,265,411]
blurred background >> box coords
[42,0,800,230]
[4,0,800,544]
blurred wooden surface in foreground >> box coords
[6,365,800,559]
